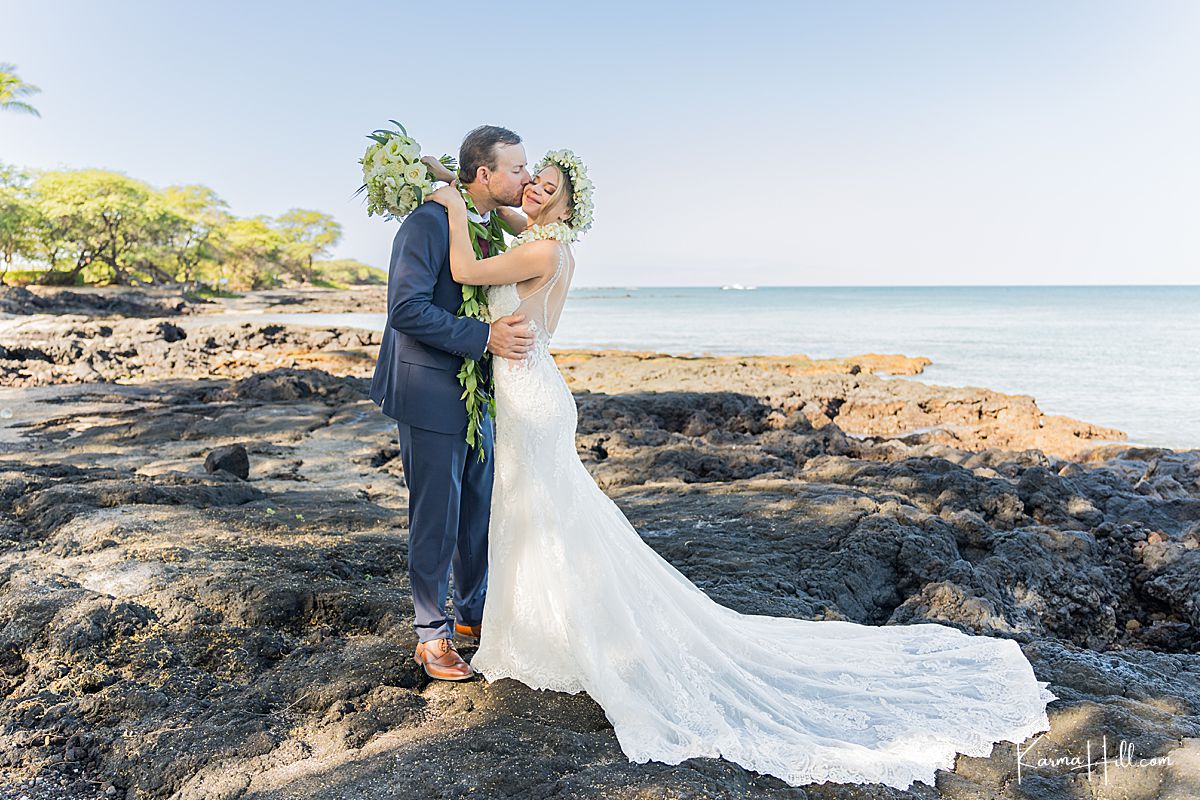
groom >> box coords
[370,125,533,680]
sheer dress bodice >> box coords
[486,241,574,363]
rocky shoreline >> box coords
[0,285,1197,799]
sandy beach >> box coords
[1,284,1197,800]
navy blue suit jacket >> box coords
[369,203,490,433]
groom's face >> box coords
[484,143,531,208]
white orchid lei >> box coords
[532,149,594,240]
[511,221,574,247]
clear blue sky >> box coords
[3,1,1197,286]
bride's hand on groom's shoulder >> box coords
[425,183,464,210]
[420,155,457,183]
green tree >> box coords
[32,169,164,285]
[0,162,355,290]
[0,64,41,116]
[313,258,387,286]
[159,184,230,286]
[214,216,287,290]
[0,165,40,283]
[275,209,342,284]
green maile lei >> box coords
[456,187,513,462]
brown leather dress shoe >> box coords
[455,622,481,642]
[413,637,474,681]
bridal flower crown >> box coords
[533,149,594,241]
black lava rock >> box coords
[204,444,250,480]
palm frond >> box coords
[0,100,40,117]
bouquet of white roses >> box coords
[357,120,454,219]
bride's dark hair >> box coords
[458,125,521,184]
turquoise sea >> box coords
[254,286,1200,451]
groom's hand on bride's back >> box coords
[487,314,533,359]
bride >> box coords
[423,151,1056,790]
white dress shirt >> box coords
[466,206,491,225]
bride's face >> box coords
[522,165,570,223]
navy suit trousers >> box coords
[396,417,494,642]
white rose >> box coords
[403,162,428,184]
[400,141,421,161]
[382,138,407,163]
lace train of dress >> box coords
[469,243,1056,789]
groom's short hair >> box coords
[459,125,522,184]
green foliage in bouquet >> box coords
[355,120,455,220]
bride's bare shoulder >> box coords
[516,239,565,270]
[518,239,560,257]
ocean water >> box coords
[248,285,1200,450]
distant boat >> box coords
[721,284,758,291]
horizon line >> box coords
[568,283,1200,290]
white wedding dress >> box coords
[469,241,1056,790]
